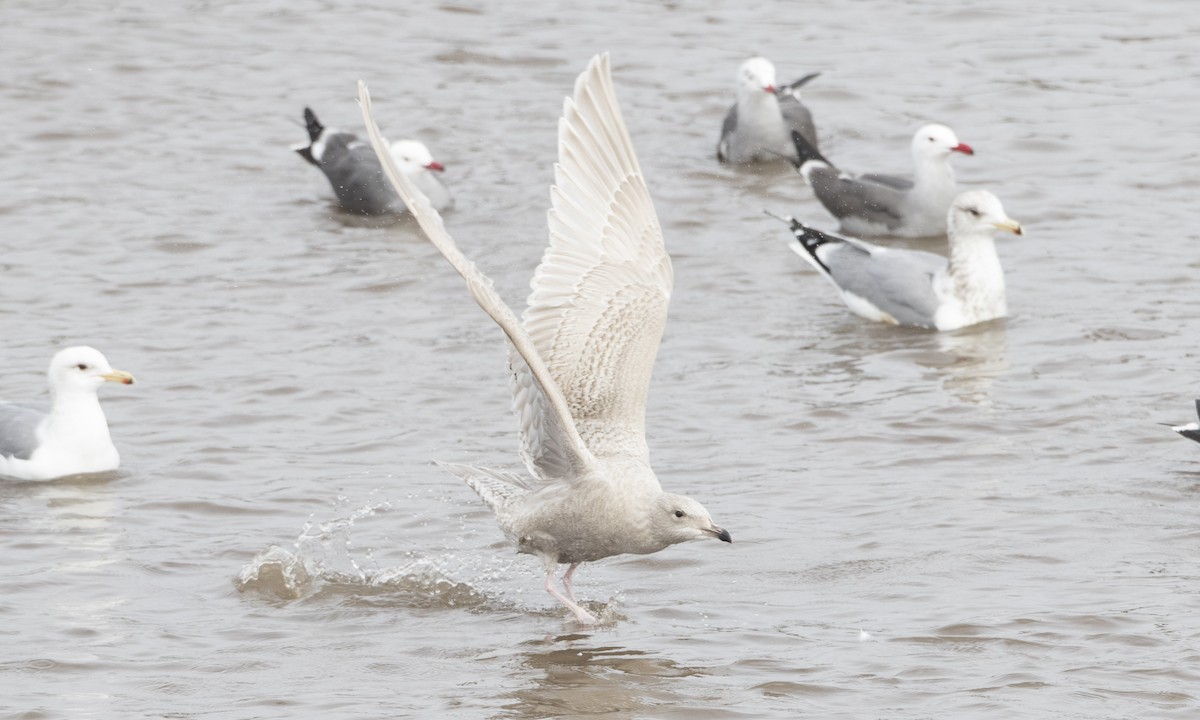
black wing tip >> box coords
[1177,428,1200,444]
[302,107,324,142]
[787,72,821,91]
[790,129,830,169]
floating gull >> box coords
[0,347,135,481]
[294,107,452,216]
[358,55,731,624]
[789,124,973,238]
[717,56,819,165]
[771,190,1022,331]
[1170,401,1200,444]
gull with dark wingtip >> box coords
[771,190,1022,331]
[717,56,820,165]
[294,107,452,216]
[789,124,974,238]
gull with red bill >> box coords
[788,123,975,238]
[0,347,135,481]
[717,56,820,165]
[294,107,452,216]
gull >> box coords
[358,54,731,625]
[770,190,1023,331]
[1169,401,1200,444]
[294,107,452,216]
[788,124,974,237]
[0,347,135,481]
[717,56,820,165]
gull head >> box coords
[948,190,1023,239]
[389,140,445,177]
[912,123,974,160]
[48,346,135,397]
[738,56,778,95]
[653,493,731,547]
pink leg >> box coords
[562,562,582,603]
[544,562,595,624]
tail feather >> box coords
[303,107,324,142]
[784,219,842,275]
[437,461,531,512]
[294,107,324,164]
[783,72,821,94]
[789,129,833,172]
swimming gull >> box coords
[1170,400,1200,444]
[358,54,731,624]
[770,190,1022,331]
[717,56,820,165]
[0,347,135,481]
[788,124,973,237]
[294,107,453,216]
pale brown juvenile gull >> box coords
[358,55,731,624]
[0,347,135,480]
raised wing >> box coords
[357,81,598,481]
[524,54,673,462]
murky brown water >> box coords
[3,0,1199,717]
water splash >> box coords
[235,492,521,613]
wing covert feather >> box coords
[523,54,672,461]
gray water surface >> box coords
[2,1,1198,718]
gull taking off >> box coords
[358,55,730,625]
[294,107,452,216]
[0,347,135,480]
[789,124,973,237]
[771,190,1022,331]
[717,56,820,165]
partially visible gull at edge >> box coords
[1170,401,1200,444]
[294,107,453,216]
[770,190,1022,332]
[788,123,974,238]
[717,56,820,165]
[358,54,731,625]
[0,347,135,481]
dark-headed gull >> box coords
[789,124,974,237]
[717,56,820,165]
[0,347,135,481]
[770,190,1022,331]
[294,108,452,216]
[358,55,730,625]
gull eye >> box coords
[75,363,89,371]
[967,208,981,217]
[674,510,685,518]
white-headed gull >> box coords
[771,190,1022,331]
[717,56,820,165]
[0,347,135,481]
[358,55,730,625]
[790,124,974,237]
[294,107,452,216]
